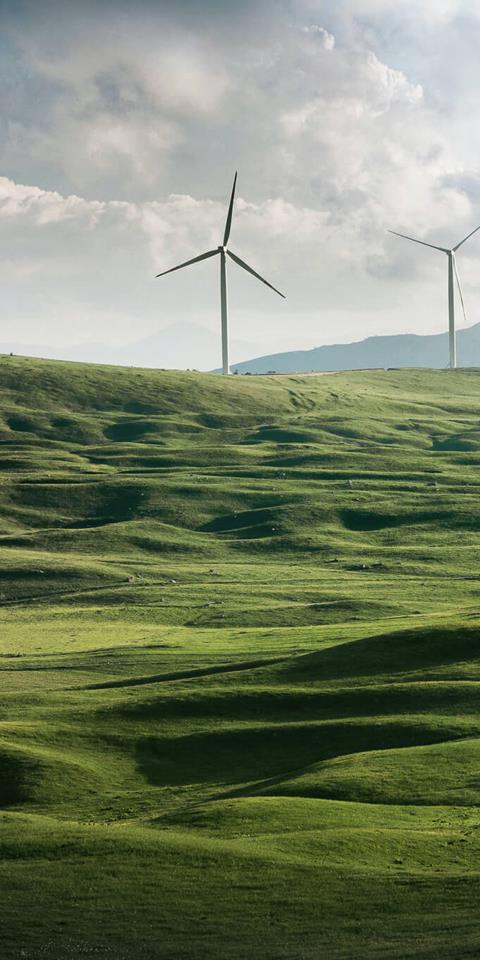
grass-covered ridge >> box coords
[3,354,480,958]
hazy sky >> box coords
[2,0,480,365]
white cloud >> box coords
[299,25,336,49]
[333,0,470,25]
[0,175,332,264]
[0,177,105,226]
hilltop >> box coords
[2,356,480,959]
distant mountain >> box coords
[7,320,480,375]
[0,321,263,371]
[230,323,480,374]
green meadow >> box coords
[2,355,480,959]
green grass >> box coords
[3,355,480,957]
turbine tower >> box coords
[389,223,480,369]
[155,173,285,374]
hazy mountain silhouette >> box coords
[6,321,480,375]
[230,323,480,373]
[1,321,262,371]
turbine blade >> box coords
[227,249,286,298]
[155,249,218,279]
[453,223,480,251]
[223,172,238,246]
[453,255,468,328]
[388,230,448,253]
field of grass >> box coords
[2,354,480,958]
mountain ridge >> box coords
[5,320,480,375]
[230,322,480,373]
[0,320,263,372]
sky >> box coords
[2,0,480,368]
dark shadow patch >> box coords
[432,436,479,452]
[7,415,38,433]
[136,720,462,789]
[0,749,38,807]
[244,426,314,445]
[104,420,161,442]
[200,508,278,535]
[340,508,448,531]
[278,624,480,684]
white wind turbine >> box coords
[155,173,286,375]
[389,223,480,369]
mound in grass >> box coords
[0,741,103,810]
[135,718,467,790]
[276,623,480,683]
[264,737,480,805]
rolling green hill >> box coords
[2,355,480,959]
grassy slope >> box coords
[2,355,480,958]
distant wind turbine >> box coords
[389,223,480,369]
[155,173,285,374]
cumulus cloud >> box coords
[299,25,336,49]
[0,175,330,268]
[0,178,105,225]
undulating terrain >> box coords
[2,356,480,959]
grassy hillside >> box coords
[2,355,480,959]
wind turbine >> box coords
[389,223,480,369]
[155,173,285,375]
